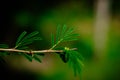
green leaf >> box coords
[22,31,39,41]
[0,44,9,48]
[63,30,78,40]
[19,37,41,47]
[56,24,61,43]
[64,33,79,39]
[61,24,67,38]
[51,33,55,46]
[50,25,80,49]
[65,27,74,35]
[15,31,42,49]
[21,53,32,62]
[73,61,77,76]
[66,50,83,76]
[15,31,27,46]
[70,50,84,61]
[72,57,82,76]
[33,54,41,63]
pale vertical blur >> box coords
[94,0,110,59]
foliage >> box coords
[15,31,42,49]
[50,24,79,49]
[0,25,83,76]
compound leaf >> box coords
[33,54,41,63]
[0,44,9,48]
[22,31,39,41]
[15,31,42,49]
[19,37,41,47]
[65,50,83,76]
[50,25,80,49]
[15,31,27,46]
[21,53,32,62]
[51,33,55,46]
[56,24,61,43]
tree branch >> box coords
[0,48,77,54]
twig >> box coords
[0,48,77,54]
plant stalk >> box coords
[0,48,77,54]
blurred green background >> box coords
[0,0,120,80]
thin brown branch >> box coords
[0,48,77,54]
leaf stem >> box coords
[50,39,63,50]
[0,48,77,54]
[14,43,21,49]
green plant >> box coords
[0,25,83,76]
